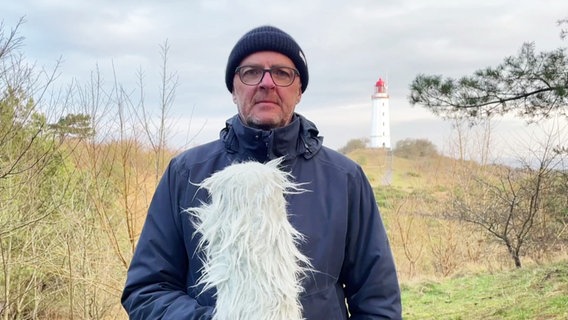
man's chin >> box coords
[244,115,284,130]
[247,121,279,131]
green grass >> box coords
[401,260,568,319]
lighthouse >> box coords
[370,77,391,149]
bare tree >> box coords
[134,40,179,181]
[449,127,566,268]
[391,197,425,278]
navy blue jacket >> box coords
[121,114,402,319]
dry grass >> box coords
[348,148,567,283]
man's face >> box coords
[232,51,302,130]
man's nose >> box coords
[259,70,276,88]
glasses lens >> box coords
[270,67,295,86]
[240,67,264,85]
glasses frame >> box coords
[235,65,300,87]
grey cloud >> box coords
[3,0,567,151]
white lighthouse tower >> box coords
[370,77,391,149]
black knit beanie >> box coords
[225,25,308,93]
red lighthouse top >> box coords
[375,78,386,93]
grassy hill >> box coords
[347,147,568,319]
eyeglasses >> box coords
[235,65,299,87]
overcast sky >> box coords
[4,0,568,158]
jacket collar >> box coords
[221,113,323,163]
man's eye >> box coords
[273,69,291,78]
[243,68,262,77]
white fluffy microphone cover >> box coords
[188,158,312,320]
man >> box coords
[122,25,402,319]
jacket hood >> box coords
[220,113,323,163]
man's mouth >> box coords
[255,100,278,106]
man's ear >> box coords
[232,92,237,104]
